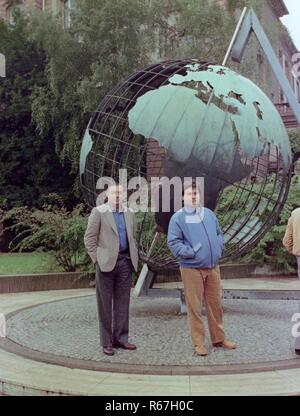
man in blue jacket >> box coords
[167,181,236,356]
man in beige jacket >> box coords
[84,183,139,356]
[282,207,300,355]
[283,207,300,276]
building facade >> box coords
[241,0,299,128]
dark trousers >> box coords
[95,253,133,347]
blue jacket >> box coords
[167,207,224,269]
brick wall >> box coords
[146,139,167,181]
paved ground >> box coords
[5,293,300,366]
[1,289,300,396]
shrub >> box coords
[1,203,90,272]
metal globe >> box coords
[80,59,292,271]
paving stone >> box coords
[5,293,300,366]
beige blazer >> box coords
[283,207,300,256]
[84,203,139,272]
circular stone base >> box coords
[2,294,300,375]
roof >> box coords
[268,0,289,18]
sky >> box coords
[281,0,300,50]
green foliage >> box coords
[1,0,296,283]
[54,213,89,272]
[226,0,263,15]
[288,129,300,154]
[28,0,153,200]
[0,11,77,209]
[232,174,300,270]
[26,0,245,199]
[1,203,90,272]
[214,128,300,271]
[226,0,244,14]
[0,0,297,282]
[149,0,234,62]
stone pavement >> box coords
[0,287,300,395]
[4,295,300,367]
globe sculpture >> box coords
[80,59,293,272]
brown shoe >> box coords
[213,339,236,350]
[195,345,208,356]
[103,346,114,356]
[113,341,137,350]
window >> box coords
[293,75,300,103]
[63,0,76,29]
[278,48,288,103]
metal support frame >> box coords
[230,8,300,126]
[133,232,159,297]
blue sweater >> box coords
[167,207,224,269]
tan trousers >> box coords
[180,265,225,347]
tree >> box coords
[149,0,234,62]
[0,10,76,209]
[28,0,239,202]
[29,0,153,201]
[2,0,290,211]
